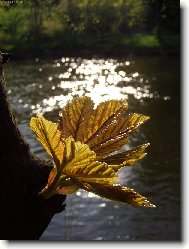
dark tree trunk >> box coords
[0,53,66,240]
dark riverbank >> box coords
[7,46,179,62]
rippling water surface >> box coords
[5,55,180,241]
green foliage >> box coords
[122,34,160,48]
[0,0,179,53]
[0,6,29,50]
[30,97,155,208]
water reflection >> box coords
[14,57,168,116]
[6,56,180,241]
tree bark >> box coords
[0,52,66,240]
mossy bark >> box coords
[0,52,66,240]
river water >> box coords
[5,55,180,241]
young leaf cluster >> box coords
[30,97,155,208]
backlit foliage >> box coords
[30,96,155,207]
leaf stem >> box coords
[39,172,68,199]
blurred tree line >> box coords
[0,0,179,55]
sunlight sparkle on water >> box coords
[88,192,97,198]
[132,72,139,77]
[31,57,159,115]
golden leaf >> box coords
[63,136,76,163]
[59,96,94,140]
[59,97,128,143]
[89,113,150,158]
[58,97,149,159]
[74,181,155,207]
[31,97,153,207]
[101,143,150,172]
[30,116,65,167]
[62,141,118,185]
[76,99,128,143]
